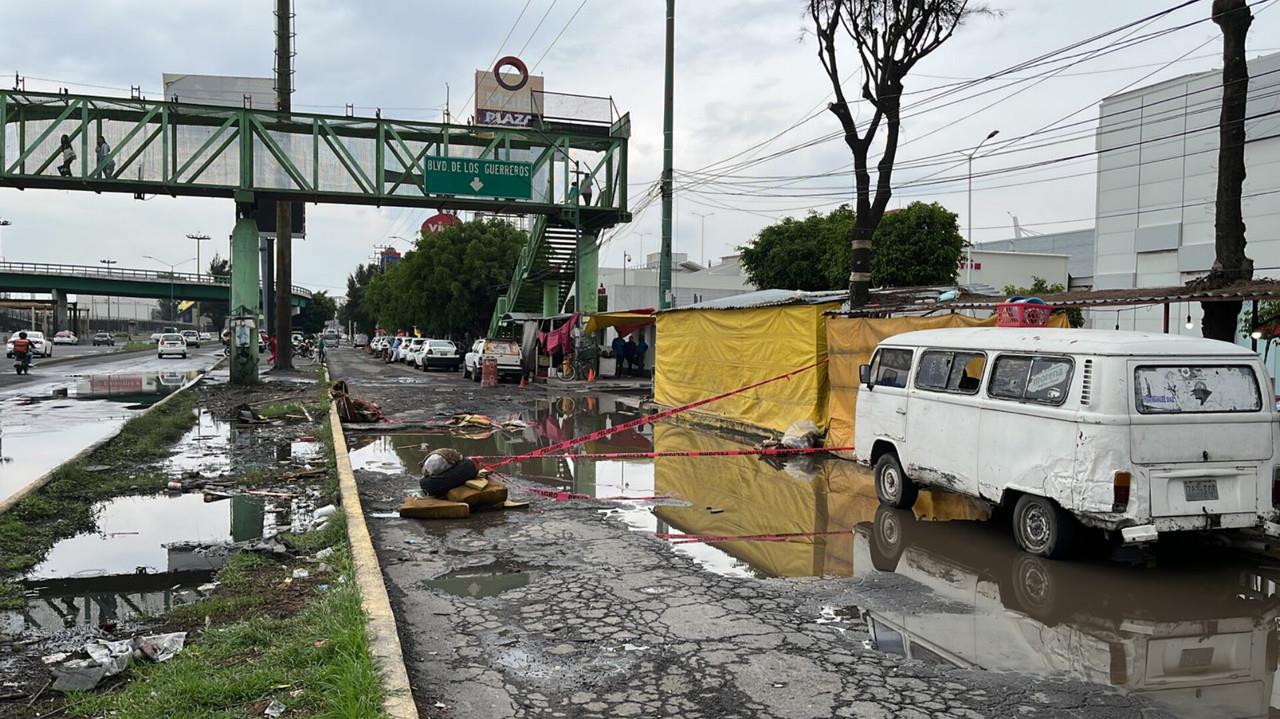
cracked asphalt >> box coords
[328,348,1166,719]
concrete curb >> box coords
[327,395,420,719]
[0,370,203,515]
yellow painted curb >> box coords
[328,398,420,719]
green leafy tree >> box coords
[1003,277,1083,328]
[361,218,526,339]
[294,290,337,334]
[870,202,965,287]
[739,205,853,291]
[205,254,231,330]
[338,263,381,334]
[738,202,962,290]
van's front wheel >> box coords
[1012,494,1078,559]
[874,453,917,509]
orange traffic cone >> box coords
[587,368,596,383]
[519,374,527,389]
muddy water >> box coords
[164,409,323,478]
[352,397,1280,717]
[0,370,202,505]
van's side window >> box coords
[915,351,986,395]
[989,355,1073,405]
[871,348,913,388]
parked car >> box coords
[322,329,340,347]
[855,327,1280,559]
[464,338,523,382]
[91,332,115,346]
[157,333,187,359]
[399,337,426,364]
[180,329,201,348]
[6,330,50,358]
[352,333,369,348]
[52,330,79,345]
[421,339,462,372]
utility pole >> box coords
[0,218,10,261]
[659,0,675,309]
[692,211,713,267]
[187,232,210,330]
[99,258,117,329]
[274,0,294,369]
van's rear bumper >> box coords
[1114,513,1264,543]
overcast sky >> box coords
[2,0,1279,298]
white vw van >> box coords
[854,327,1280,558]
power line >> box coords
[531,0,591,72]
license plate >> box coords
[1184,479,1219,502]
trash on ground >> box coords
[264,698,287,718]
[232,403,268,424]
[399,496,471,519]
[292,568,310,579]
[779,420,823,449]
[50,633,186,692]
[331,380,385,422]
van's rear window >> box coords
[1134,365,1261,414]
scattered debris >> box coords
[50,633,186,692]
[331,381,385,423]
[232,403,268,424]
[264,698,287,718]
[779,420,823,449]
[292,568,310,579]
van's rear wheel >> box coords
[874,453,917,509]
[1012,494,1078,559]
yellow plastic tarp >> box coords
[652,424,991,578]
[655,302,838,434]
[825,313,1071,452]
[583,312,656,335]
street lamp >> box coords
[99,258,117,328]
[691,211,714,267]
[143,255,196,323]
[958,129,999,284]
[186,233,210,278]
[623,251,632,286]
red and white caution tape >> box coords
[470,446,853,463]
[482,359,828,471]
[656,529,850,545]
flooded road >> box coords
[349,392,1280,718]
[0,348,221,506]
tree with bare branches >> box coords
[1199,0,1254,341]
[808,0,983,306]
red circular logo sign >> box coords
[421,213,460,235]
[493,56,529,91]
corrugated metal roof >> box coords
[944,278,1280,310]
[659,289,847,313]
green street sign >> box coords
[423,156,533,199]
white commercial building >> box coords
[962,249,1069,296]
[599,252,755,311]
[1093,51,1280,335]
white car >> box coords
[199,331,213,342]
[463,338,523,382]
[421,339,462,372]
[400,337,426,365]
[181,329,201,348]
[157,333,187,359]
[52,330,79,345]
[6,330,51,358]
[150,326,179,343]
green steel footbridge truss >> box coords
[0,89,631,382]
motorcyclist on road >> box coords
[11,332,33,372]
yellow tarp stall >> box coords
[655,297,840,434]
[652,424,990,578]
[583,311,656,335]
[826,313,1071,453]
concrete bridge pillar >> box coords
[229,200,261,385]
[51,289,68,333]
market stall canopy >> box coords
[584,309,656,336]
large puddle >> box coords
[351,396,1280,717]
[0,370,203,505]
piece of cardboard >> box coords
[446,478,509,508]
[399,496,470,519]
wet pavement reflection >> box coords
[353,394,1280,716]
[0,370,202,506]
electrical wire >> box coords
[531,0,591,72]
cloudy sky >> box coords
[2,0,1279,298]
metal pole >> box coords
[962,130,998,286]
[0,219,10,261]
[692,211,713,266]
[100,258,117,330]
[274,0,294,369]
[659,0,675,309]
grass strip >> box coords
[0,389,198,577]
[69,520,385,719]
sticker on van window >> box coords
[1135,366,1261,414]
[1026,362,1071,393]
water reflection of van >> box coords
[853,510,1280,719]
[855,328,1280,558]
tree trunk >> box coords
[1202,0,1253,341]
[848,221,874,306]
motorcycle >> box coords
[13,350,30,375]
